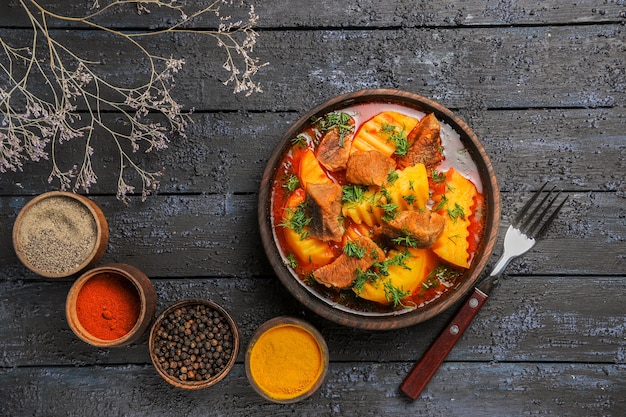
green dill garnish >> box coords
[393,136,409,156]
[387,170,399,185]
[380,122,409,156]
[343,240,366,259]
[384,281,411,307]
[284,253,298,269]
[342,185,367,204]
[353,268,379,294]
[279,203,311,239]
[433,194,448,212]
[380,202,399,222]
[374,260,390,277]
[391,232,418,248]
[422,265,463,289]
[380,122,395,135]
[432,170,446,183]
[379,186,391,201]
[283,174,300,192]
[291,134,307,148]
[402,194,416,205]
[447,203,466,221]
[390,250,412,269]
[374,250,412,277]
[304,272,317,286]
[312,112,354,147]
[447,234,462,245]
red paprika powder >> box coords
[75,272,141,340]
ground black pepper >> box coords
[152,303,235,383]
[16,196,97,275]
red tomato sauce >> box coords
[270,102,486,314]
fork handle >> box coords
[399,288,489,400]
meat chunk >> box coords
[397,113,444,171]
[313,235,384,289]
[378,210,445,248]
[305,182,344,242]
[346,150,395,186]
[316,127,354,172]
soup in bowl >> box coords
[259,89,500,330]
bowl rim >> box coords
[65,263,156,348]
[258,88,501,330]
[245,316,329,404]
[148,298,240,389]
[12,191,109,278]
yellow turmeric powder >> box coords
[248,323,326,401]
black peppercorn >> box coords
[152,302,236,385]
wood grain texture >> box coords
[0,276,624,367]
[1,363,624,416]
[2,0,625,28]
[0,24,623,113]
[0,1,624,415]
[1,191,623,279]
[0,108,623,196]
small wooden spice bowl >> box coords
[245,316,329,403]
[12,191,109,278]
[66,263,157,348]
[149,299,240,390]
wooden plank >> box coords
[2,0,624,28]
[0,276,624,367]
[0,106,624,196]
[468,108,626,193]
[260,1,626,27]
[1,191,623,279]
[0,25,623,112]
[1,3,623,415]
[1,363,624,415]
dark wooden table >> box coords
[1,1,625,415]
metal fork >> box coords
[400,183,569,400]
[489,182,569,279]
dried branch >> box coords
[0,0,266,202]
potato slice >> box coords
[283,226,335,267]
[431,168,478,268]
[299,149,331,187]
[351,111,419,157]
[385,163,429,211]
[281,189,335,267]
[355,248,438,305]
[342,186,386,228]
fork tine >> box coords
[512,182,548,227]
[519,186,556,233]
[535,194,569,238]
[525,190,560,237]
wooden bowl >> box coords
[245,316,329,403]
[258,89,501,330]
[149,299,240,390]
[12,191,109,278]
[66,263,157,347]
